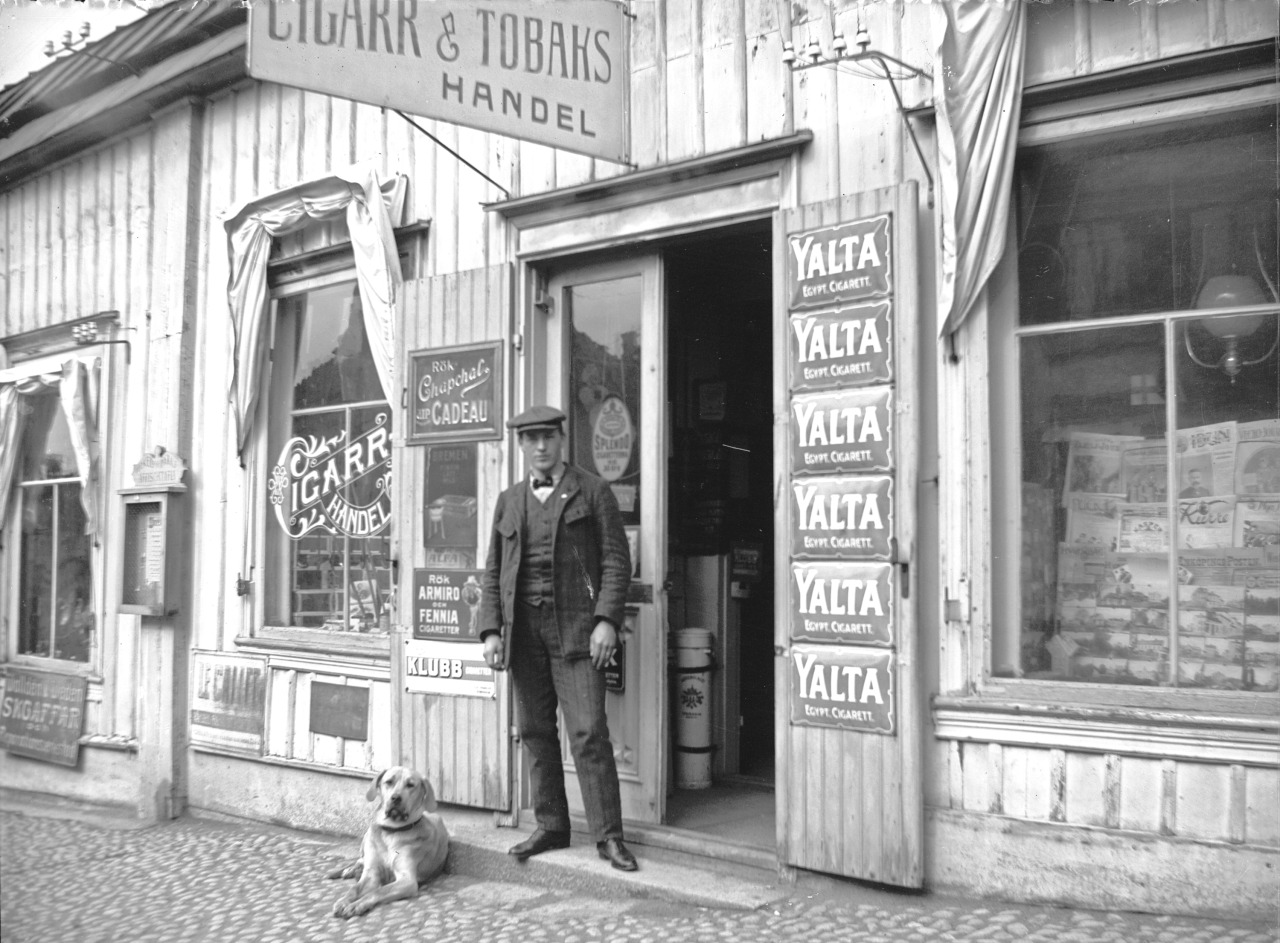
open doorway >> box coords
[663,222,775,848]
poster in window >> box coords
[408,342,503,444]
[424,444,478,552]
[1175,421,1237,498]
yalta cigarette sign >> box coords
[248,0,630,163]
[787,215,891,310]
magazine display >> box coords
[1235,419,1280,495]
[1120,441,1168,504]
[1061,432,1138,507]
[1176,496,1237,550]
[1064,495,1120,550]
[1117,503,1170,554]
[1036,423,1278,691]
[1175,421,1237,497]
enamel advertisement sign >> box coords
[408,342,503,444]
[790,475,894,560]
[790,387,894,476]
[789,301,893,391]
[789,561,895,647]
[789,645,895,734]
[786,215,891,311]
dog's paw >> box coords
[332,894,359,919]
[326,862,362,881]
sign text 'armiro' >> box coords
[248,0,630,163]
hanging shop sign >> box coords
[248,0,630,163]
[403,638,496,698]
[408,342,503,444]
[0,668,87,767]
[592,395,634,481]
[791,386,893,476]
[787,214,892,311]
[789,301,893,391]
[190,651,267,754]
[790,645,894,735]
[269,412,392,539]
[413,569,485,641]
[790,475,894,560]
[790,561,895,647]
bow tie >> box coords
[531,477,554,489]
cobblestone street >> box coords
[1,808,1276,943]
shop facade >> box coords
[1,0,1276,919]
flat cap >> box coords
[507,404,566,433]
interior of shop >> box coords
[661,222,777,849]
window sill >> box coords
[235,627,390,662]
[933,694,1279,767]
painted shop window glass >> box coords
[567,274,642,526]
[998,105,1279,691]
[266,282,393,634]
[16,393,93,663]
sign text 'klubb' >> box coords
[270,412,392,539]
[248,0,630,163]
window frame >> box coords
[242,268,394,659]
[936,63,1280,742]
[1,330,112,679]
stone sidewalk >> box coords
[0,800,1276,943]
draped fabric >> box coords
[0,356,100,536]
[933,0,1026,338]
[223,167,407,457]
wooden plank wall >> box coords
[1024,0,1278,86]
[394,264,512,810]
[779,185,923,887]
[931,739,1280,848]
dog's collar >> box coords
[376,814,424,832]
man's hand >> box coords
[590,619,618,671]
[483,634,505,671]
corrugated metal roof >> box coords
[0,0,245,139]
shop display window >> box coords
[997,105,1279,691]
[264,282,393,634]
[14,394,93,663]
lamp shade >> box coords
[1195,275,1269,339]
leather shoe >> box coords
[596,837,638,871]
[509,829,570,861]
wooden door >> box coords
[539,255,667,826]
[776,185,924,886]
[393,264,513,810]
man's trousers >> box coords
[510,599,624,843]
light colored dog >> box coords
[327,766,450,919]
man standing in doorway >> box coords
[478,405,638,872]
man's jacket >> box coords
[478,465,631,669]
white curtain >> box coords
[933,0,1026,338]
[223,166,407,457]
[0,356,100,536]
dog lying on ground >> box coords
[327,765,450,918]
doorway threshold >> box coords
[622,819,778,874]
